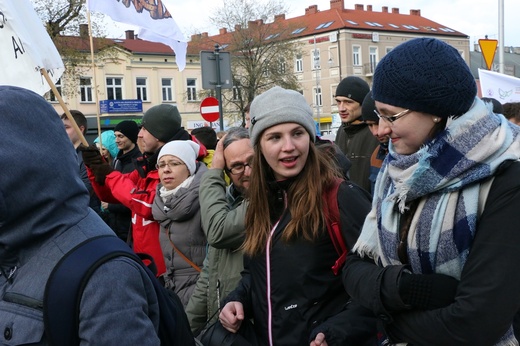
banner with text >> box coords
[478,68,520,103]
[0,0,64,95]
[88,0,187,71]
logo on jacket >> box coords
[284,304,297,311]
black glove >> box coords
[79,144,104,167]
[398,271,459,310]
[90,163,113,185]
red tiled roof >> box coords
[193,1,467,48]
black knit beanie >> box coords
[141,104,182,142]
[335,76,370,104]
[372,38,477,118]
[361,91,378,122]
[114,120,139,144]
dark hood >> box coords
[0,86,89,259]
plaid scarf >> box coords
[354,98,520,345]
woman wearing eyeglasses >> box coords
[152,140,208,307]
[343,37,520,345]
[215,86,378,346]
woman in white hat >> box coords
[152,140,208,307]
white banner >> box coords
[88,0,187,71]
[0,0,64,95]
[478,68,520,103]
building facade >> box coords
[51,0,471,137]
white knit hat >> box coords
[157,140,200,175]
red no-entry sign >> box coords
[200,97,220,122]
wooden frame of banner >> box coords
[40,68,89,147]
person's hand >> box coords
[90,163,113,185]
[211,134,227,170]
[219,301,244,333]
[101,201,109,210]
[79,144,104,167]
[310,332,328,346]
[399,271,459,310]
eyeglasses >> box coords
[226,160,253,175]
[374,109,411,123]
[156,160,185,170]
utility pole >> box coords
[313,35,321,133]
[498,0,504,73]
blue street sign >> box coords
[99,100,143,114]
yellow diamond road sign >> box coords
[478,39,498,70]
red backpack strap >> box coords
[323,177,347,275]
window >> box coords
[187,78,197,101]
[106,77,123,100]
[295,54,303,72]
[278,58,286,74]
[136,77,148,101]
[352,46,361,66]
[161,78,173,102]
[79,77,93,103]
[49,78,62,103]
[312,49,321,70]
[232,86,241,101]
[369,47,378,73]
[314,86,322,107]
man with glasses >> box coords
[186,127,253,337]
[334,76,379,193]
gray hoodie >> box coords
[0,86,160,345]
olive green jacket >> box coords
[185,169,247,334]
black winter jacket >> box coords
[225,179,378,345]
[344,161,520,345]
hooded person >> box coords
[81,104,200,277]
[0,86,161,344]
[94,130,119,166]
[152,140,208,307]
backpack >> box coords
[43,235,196,346]
[323,177,347,275]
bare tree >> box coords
[200,0,303,126]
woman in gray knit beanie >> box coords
[218,86,377,345]
[344,37,520,345]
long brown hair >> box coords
[242,136,342,256]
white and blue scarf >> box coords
[354,98,520,344]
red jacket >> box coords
[87,167,166,276]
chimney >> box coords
[79,24,88,38]
[235,24,242,31]
[190,33,202,41]
[392,7,399,14]
[219,28,227,35]
[125,30,135,40]
[274,14,286,21]
[367,5,372,11]
[410,9,421,16]
[382,6,388,13]
[201,32,209,38]
[330,0,344,10]
[305,5,319,15]
[355,4,364,11]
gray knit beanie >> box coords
[141,104,182,142]
[372,38,477,118]
[249,86,316,145]
[335,76,370,104]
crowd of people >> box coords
[2,37,520,345]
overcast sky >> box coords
[107,0,519,49]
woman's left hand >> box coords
[310,332,328,346]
